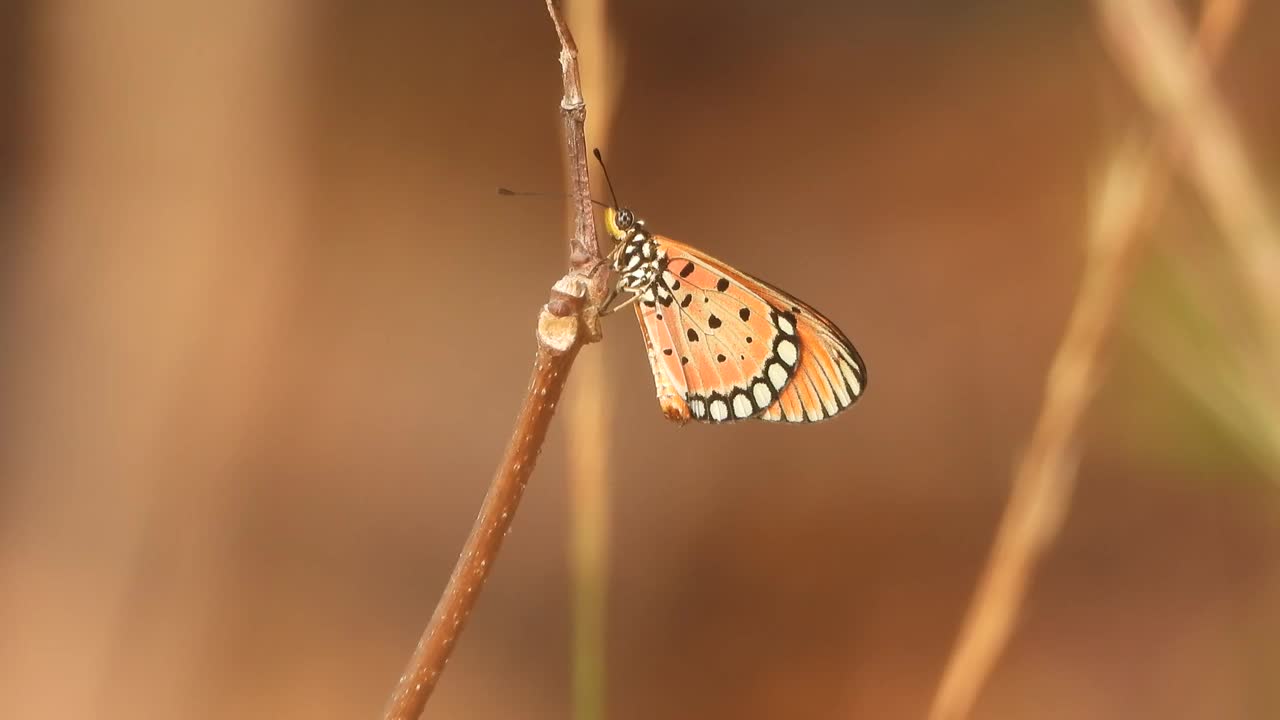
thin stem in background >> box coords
[563,0,622,719]
[1098,0,1280,401]
[926,2,1247,719]
[382,2,607,718]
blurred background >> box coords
[3,1,1280,718]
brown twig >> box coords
[381,2,604,717]
[550,4,611,305]
[926,3,1246,719]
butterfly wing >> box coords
[634,236,866,424]
[632,296,694,423]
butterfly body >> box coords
[606,207,866,424]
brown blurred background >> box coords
[3,2,1280,719]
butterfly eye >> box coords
[616,209,635,229]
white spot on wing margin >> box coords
[777,314,795,335]
[752,382,771,407]
[710,399,729,421]
[767,362,789,390]
[690,398,707,418]
[777,339,798,367]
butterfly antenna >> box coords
[592,148,621,209]
[497,187,608,208]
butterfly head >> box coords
[605,206,641,241]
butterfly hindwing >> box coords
[634,235,866,424]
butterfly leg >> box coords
[597,286,619,315]
[598,242,630,311]
[606,240,626,263]
[601,282,650,316]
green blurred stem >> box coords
[566,345,610,720]
[571,485,607,720]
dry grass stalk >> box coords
[926,2,1248,718]
[563,1,623,718]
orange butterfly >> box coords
[603,202,867,425]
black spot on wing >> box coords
[687,328,699,342]
[708,314,722,329]
[716,278,730,292]
[679,262,695,278]
[739,308,751,321]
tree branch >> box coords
[382,2,604,717]
[926,2,1246,719]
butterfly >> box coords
[603,204,867,424]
